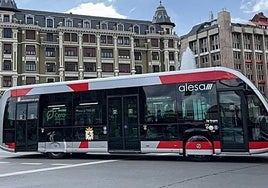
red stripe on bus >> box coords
[5,142,15,149]
[159,71,237,84]
[249,142,268,149]
[67,83,89,92]
[185,141,213,150]
[79,141,89,148]
[11,88,32,97]
[157,141,183,149]
[213,141,221,149]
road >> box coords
[1,150,268,188]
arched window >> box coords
[65,18,73,27]
[149,25,155,33]
[101,21,108,30]
[46,17,54,28]
[133,25,140,34]
[117,23,124,31]
[83,20,91,28]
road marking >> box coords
[21,163,43,165]
[0,162,9,164]
[51,163,69,166]
[0,160,118,178]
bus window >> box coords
[3,98,16,144]
[247,94,268,141]
[178,82,217,121]
[143,84,177,124]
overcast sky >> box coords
[15,0,268,35]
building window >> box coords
[135,65,142,74]
[83,34,96,43]
[83,48,96,57]
[189,41,197,54]
[135,52,142,60]
[210,34,220,50]
[133,25,140,34]
[170,66,175,71]
[26,30,35,40]
[3,60,12,70]
[64,33,77,42]
[168,39,174,48]
[65,62,78,71]
[245,52,252,61]
[119,64,130,73]
[26,15,34,24]
[255,35,262,51]
[118,50,130,59]
[3,28,12,38]
[83,20,91,28]
[201,55,209,64]
[169,52,174,61]
[3,14,10,22]
[101,22,108,30]
[102,63,113,72]
[3,44,12,54]
[101,35,113,44]
[26,45,36,55]
[233,51,241,60]
[243,34,251,50]
[151,38,159,47]
[46,33,53,41]
[65,47,77,56]
[26,77,36,85]
[134,39,140,47]
[149,26,155,33]
[47,78,55,83]
[117,36,129,45]
[46,62,56,72]
[84,62,96,72]
[65,19,73,27]
[117,23,124,31]
[46,18,54,28]
[45,47,55,57]
[25,61,36,71]
[3,76,12,87]
[101,49,113,58]
[232,33,241,49]
[152,52,159,60]
[200,38,208,53]
[153,65,160,72]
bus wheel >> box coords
[188,154,212,162]
[185,135,213,162]
[47,152,65,159]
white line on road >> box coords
[0,162,9,164]
[21,163,43,165]
[0,160,119,178]
[51,163,69,166]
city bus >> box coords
[1,67,268,161]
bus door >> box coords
[16,102,38,151]
[107,95,140,152]
[218,91,248,152]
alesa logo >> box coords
[178,83,214,92]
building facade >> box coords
[180,10,268,97]
[0,1,179,96]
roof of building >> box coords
[152,1,175,27]
[0,0,18,12]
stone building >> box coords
[0,0,179,96]
[181,10,268,97]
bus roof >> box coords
[4,67,247,97]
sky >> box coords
[15,0,268,36]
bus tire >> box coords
[185,135,213,162]
[188,154,212,162]
[47,152,65,159]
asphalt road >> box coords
[1,150,268,188]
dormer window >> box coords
[83,20,91,28]
[3,15,10,22]
[149,25,155,33]
[117,23,124,31]
[26,15,34,24]
[101,21,108,30]
[133,25,140,34]
[46,17,54,28]
[65,18,73,27]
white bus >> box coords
[1,67,268,161]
